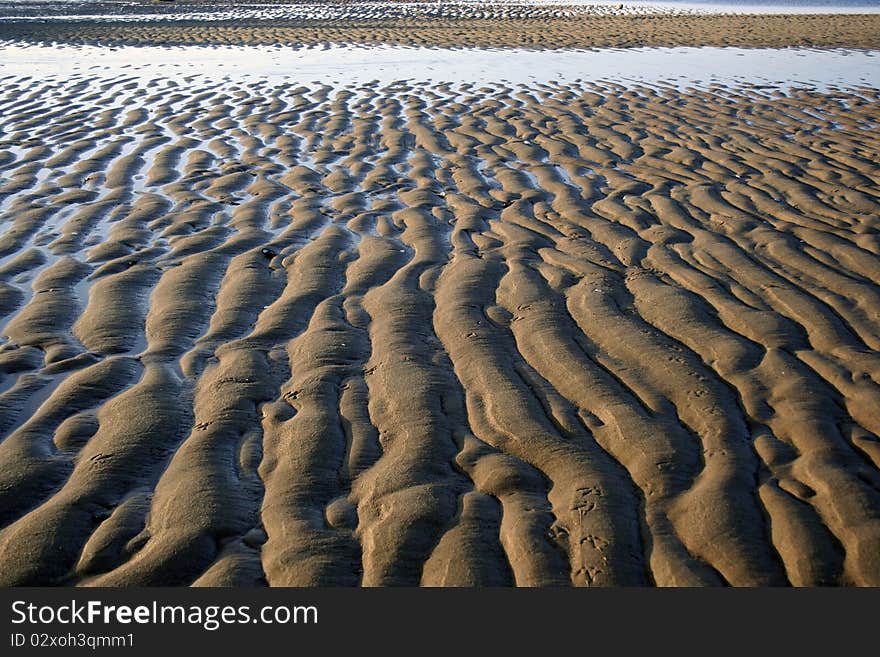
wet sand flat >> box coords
[0,62,878,586]
[2,7,880,49]
[1,0,880,587]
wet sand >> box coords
[2,7,879,49]
[0,66,878,586]
[1,0,880,587]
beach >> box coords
[0,2,878,587]
[2,2,880,48]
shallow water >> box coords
[1,42,877,90]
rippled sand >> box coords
[0,68,878,585]
[2,3,879,49]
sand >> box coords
[0,4,879,587]
[1,6,879,49]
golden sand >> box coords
[0,2,878,586]
[3,13,880,49]
[0,71,878,585]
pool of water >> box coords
[1,43,877,90]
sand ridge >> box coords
[0,72,878,586]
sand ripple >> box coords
[0,74,878,586]
[2,8,879,49]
